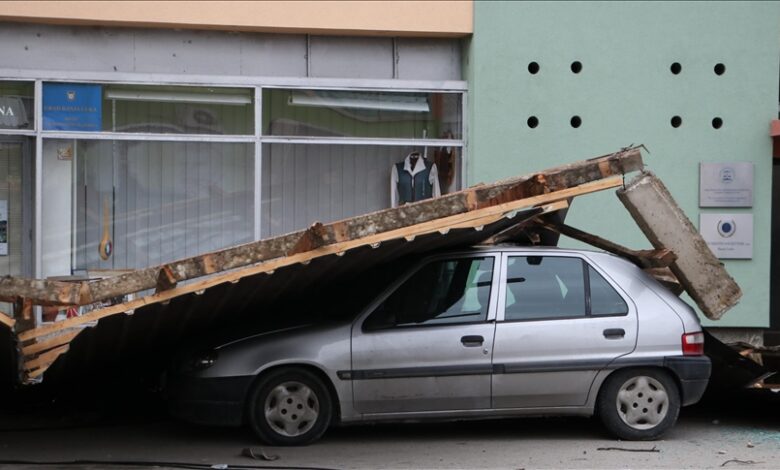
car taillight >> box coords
[682,332,705,356]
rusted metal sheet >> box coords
[617,171,742,320]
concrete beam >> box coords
[617,171,742,320]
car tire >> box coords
[247,367,333,446]
[597,368,680,441]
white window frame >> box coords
[0,72,467,279]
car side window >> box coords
[363,257,494,331]
[504,256,586,321]
[588,266,629,315]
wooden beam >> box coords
[0,277,83,305]
[644,267,685,296]
[19,176,624,342]
[288,222,328,255]
[480,200,570,245]
[13,298,35,332]
[0,311,14,329]
[155,265,178,293]
[26,367,47,380]
[24,344,68,371]
[3,147,644,310]
[22,330,80,356]
[535,221,677,269]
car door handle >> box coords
[461,335,484,347]
[603,328,625,339]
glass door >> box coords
[0,138,32,278]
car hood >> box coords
[215,320,351,351]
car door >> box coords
[350,254,498,415]
[491,252,637,408]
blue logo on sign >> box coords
[719,167,735,184]
[717,219,736,238]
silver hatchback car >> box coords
[168,247,710,445]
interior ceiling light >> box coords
[105,90,251,105]
[289,90,429,113]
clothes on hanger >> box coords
[391,151,441,207]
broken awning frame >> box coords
[0,147,742,383]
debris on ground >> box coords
[240,447,280,461]
[596,446,660,453]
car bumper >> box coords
[166,374,254,427]
[664,356,711,406]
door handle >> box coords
[461,335,484,347]
[603,328,625,339]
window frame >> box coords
[0,79,37,137]
[14,73,465,278]
[497,252,631,324]
[358,252,500,333]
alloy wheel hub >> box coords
[264,381,320,437]
[616,375,669,430]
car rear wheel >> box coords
[597,368,680,440]
[247,368,332,446]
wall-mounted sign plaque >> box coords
[699,162,753,207]
[700,213,753,259]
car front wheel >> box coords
[247,368,333,446]
[597,368,680,441]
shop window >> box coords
[43,83,254,135]
[260,143,460,238]
[42,139,253,274]
[0,142,26,277]
[262,89,462,140]
[105,85,254,135]
[0,81,34,130]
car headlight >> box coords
[185,350,219,372]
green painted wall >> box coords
[468,1,780,327]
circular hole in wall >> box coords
[527,116,539,128]
[671,116,682,128]
[670,62,682,75]
[570,116,582,128]
[714,63,726,75]
[528,62,540,74]
[712,117,723,129]
[570,61,583,74]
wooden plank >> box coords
[4,148,645,309]
[22,330,80,356]
[618,171,742,320]
[446,199,569,231]
[480,200,570,244]
[537,200,570,213]
[155,265,178,293]
[288,222,328,255]
[0,277,83,306]
[26,367,47,380]
[535,221,678,269]
[644,268,685,296]
[19,176,624,342]
[0,311,14,329]
[13,298,35,332]
[24,344,69,371]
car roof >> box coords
[466,244,606,255]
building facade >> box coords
[0,1,471,298]
[468,1,780,334]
